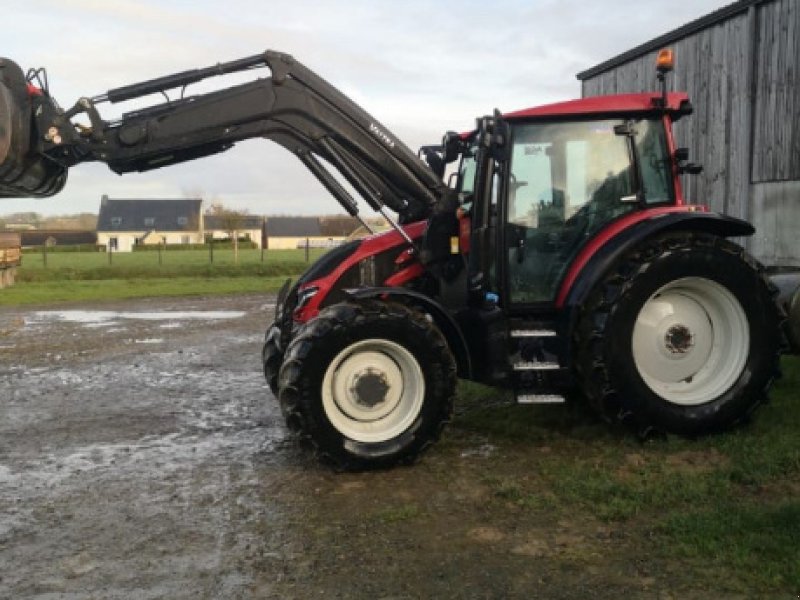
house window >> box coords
[110,217,122,227]
[143,217,155,227]
[181,235,190,244]
[177,216,188,226]
[109,237,118,250]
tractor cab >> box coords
[455,95,691,310]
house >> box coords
[265,216,350,249]
[96,196,203,252]
[204,214,265,248]
[577,0,800,266]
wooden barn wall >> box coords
[752,0,800,182]
[582,0,800,264]
[751,181,800,263]
[581,11,753,222]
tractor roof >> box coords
[503,92,690,121]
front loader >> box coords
[0,49,791,469]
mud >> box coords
[1,294,686,599]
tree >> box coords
[205,204,250,264]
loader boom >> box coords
[1,51,449,222]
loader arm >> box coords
[1,51,447,223]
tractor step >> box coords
[510,329,557,338]
[513,361,560,371]
[516,393,566,404]
[506,317,571,398]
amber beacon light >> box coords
[656,48,675,73]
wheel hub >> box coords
[664,324,694,354]
[632,277,749,406]
[321,339,425,443]
[351,368,390,408]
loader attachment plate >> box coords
[0,58,67,198]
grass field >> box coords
[2,248,327,305]
[447,358,800,593]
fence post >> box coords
[108,244,112,265]
[305,237,310,262]
[158,244,162,266]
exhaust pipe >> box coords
[0,58,67,198]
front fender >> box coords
[344,287,472,379]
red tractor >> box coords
[1,50,791,469]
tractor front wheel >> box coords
[262,323,284,394]
[576,232,781,436]
[278,301,456,469]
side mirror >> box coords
[442,131,462,163]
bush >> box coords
[23,244,102,254]
[132,241,258,252]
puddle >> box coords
[28,310,247,327]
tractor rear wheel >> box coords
[278,301,456,469]
[576,232,781,436]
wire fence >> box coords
[17,242,331,282]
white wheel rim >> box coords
[632,277,749,406]
[321,339,425,443]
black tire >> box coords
[575,231,781,436]
[262,326,283,394]
[278,301,456,469]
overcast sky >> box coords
[2,0,732,217]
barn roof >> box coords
[577,0,766,80]
[265,216,322,237]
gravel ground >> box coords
[0,294,683,599]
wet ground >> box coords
[1,294,694,599]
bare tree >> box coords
[206,204,250,264]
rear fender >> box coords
[559,211,755,310]
[344,287,472,378]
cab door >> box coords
[504,119,639,306]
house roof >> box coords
[319,216,361,237]
[97,198,202,232]
[577,0,767,80]
[205,214,264,230]
[265,216,322,237]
